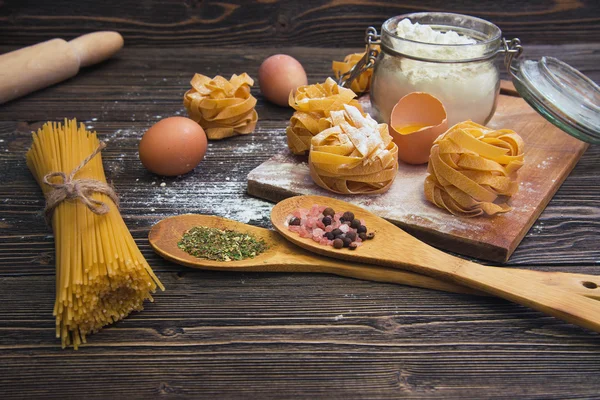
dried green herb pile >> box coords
[178,226,268,261]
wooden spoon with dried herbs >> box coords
[148,214,600,299]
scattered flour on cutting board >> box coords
[247,152,487,234]
[248,147,562,237]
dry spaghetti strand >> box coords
[26,119,164,349]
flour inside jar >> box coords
[371,18,500,126]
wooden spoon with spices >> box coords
[271,195,600,333]
[148,214,600,300]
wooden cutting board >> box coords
[247,93,588,262]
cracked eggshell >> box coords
[389,92,448,165]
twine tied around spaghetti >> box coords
[42,142,119,224]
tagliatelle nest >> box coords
[286,77,363,155]
[424,121,525,217]
[309,104,398,195]
[183,73,258,140]
[332,47,379,94]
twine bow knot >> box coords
[42,142,119,224]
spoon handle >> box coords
[290,258,600,300]
[426,259,600,332]
[277,258,487,296]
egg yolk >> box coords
[392,123,432,135]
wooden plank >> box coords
[0,0,599,47]
[248,95,589,262]
[1,273,600,398]
[0,44,598,122]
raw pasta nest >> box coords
[309,104,398,195]
[424,121,525,217]
[332,47,379,94]
[184,73,258,140]
[286,77,363,155]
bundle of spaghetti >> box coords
[286,77,363,155]
[26,119,164,348]
[309,104,398,194]
[184,73,258,140]
[331,47,379,94]
[424,121,525,217]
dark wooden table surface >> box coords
[1,1,600,399]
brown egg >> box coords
[259,54,308,106]
[389,92,448,165]
[139,116,207,176]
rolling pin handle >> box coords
[68,31,124,68]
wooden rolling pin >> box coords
[0,31,124,104]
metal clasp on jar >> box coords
[337,27,381,89]
[501,38,524,80]
[338,26,524,90]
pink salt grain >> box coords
[287,204,365,250]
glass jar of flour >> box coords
[340,12,600,143]
[368,13,516,126]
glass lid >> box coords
[511,56,600,144]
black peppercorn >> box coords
[357,225,367,234]
[345,231,356,241]
[333,238,344,249]
[323,207,335,217]
[289,217,301,226]
[331,228,343,237]
[348,243,358,250]
[358,232,367,241]
[350,219,361,229]
[342,237,352,247]
[366,232,375,240]
[322,216,332,226]
[324,232,335,240]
